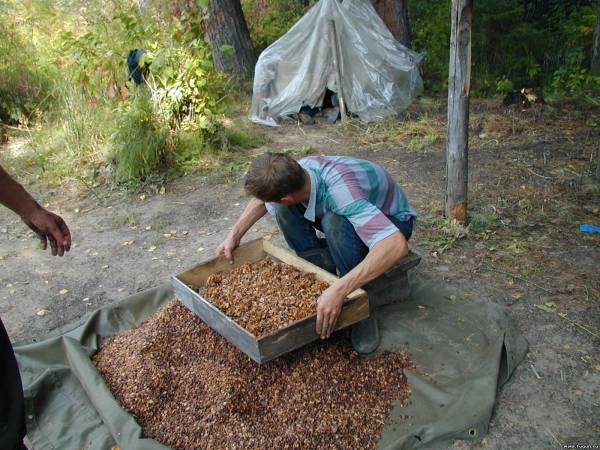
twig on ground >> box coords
[0,123,26,131]
[480,263,553,294]
[556,313,600,340]
[526,167,553,180]
[579,396,600,407]
[530,364,541,379]
[76,177,108,207]
[544,428,563,447]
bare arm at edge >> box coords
[0,164,71,256]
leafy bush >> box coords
[1,0,260,186]
[408,0,598,97]
[0,5,58,124]
[242,0,310,52]
[111,91,171,183]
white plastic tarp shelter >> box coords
[250,0,425,126]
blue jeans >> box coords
[272,204,413,276]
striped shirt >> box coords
[268,156,416,249]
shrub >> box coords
[111,91,171,184]
[0,8,57,124]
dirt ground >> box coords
[1,98,599,449]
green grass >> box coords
[223,128,269,149]
[111,92,171,184]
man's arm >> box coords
[0,165,71,256]
[316,231,408,339]
[216,197,267,261]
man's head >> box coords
[244,153,307,204]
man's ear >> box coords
[279,194,295,205]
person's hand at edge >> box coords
[21,204,71,257]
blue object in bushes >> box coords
[580,224,600,234]
[127,49,147,85]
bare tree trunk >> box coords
[371,0,412,48]
[446,0,472,224]
[592,1,600,75]
[205,0,256,79]
[596,141,600,181]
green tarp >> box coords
[15,274,527,449]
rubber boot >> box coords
[351,311,380,355]
[298,247,337,274]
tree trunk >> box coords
[592,1,600,75]
[446,0,472,224]
[596,141,600,181]
[371,0,411,48]
[205,0,256,79]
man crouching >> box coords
[216,153,416,354]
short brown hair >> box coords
[244,153,306,202]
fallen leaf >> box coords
[148,246,156,252]
[534,302,557,313]
[163,233,172,238]
[122,240,134,246]
[594,364,600,372]
[159,185,166,195]
[182,230,189,235]
[511,293,523,300]
[264,234,273,241]
[145,225,152,231]
[575,389,583,396]
[36,309,50,317]
[101,265,109,269]
[417,305,426,310]
[139,194,146,201]
[117,288,125,293]
[59,289,69,295]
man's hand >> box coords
[216,234,240,263]
[22,206,71,257]
[214,198,268,263]
[316,284,345,339]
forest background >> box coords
[0,0,598,187]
